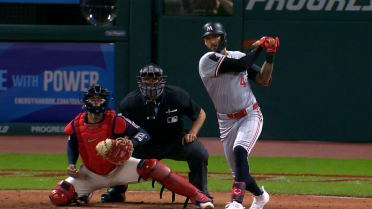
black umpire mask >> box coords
[137,64,167,120]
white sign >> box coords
[246,0,372,11]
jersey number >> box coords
[240,76,247,87]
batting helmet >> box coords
[137,64,167,101]
[202,21,227,52]
[49,180,77,206]
[82,84,110,113]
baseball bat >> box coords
[242,39,260,50]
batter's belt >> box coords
[217,103,258,120]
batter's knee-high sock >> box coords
[234,145,263,196]
[231,180,246,203]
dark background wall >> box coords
[0,0,371,141]
[154,0,372,141]
[240,0,372,141]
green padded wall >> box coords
[155,0,372,141]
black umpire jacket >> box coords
[119,85,201,144]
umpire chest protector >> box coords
[65,110,126,175]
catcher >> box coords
[49,84,214,209]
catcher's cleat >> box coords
[249,187,269,209]
[75,194,92,205]
[101,192,125,203]
[101,185,127,203]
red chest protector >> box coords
[65,110,127,175]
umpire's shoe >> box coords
[101,185,128,203]
[194,191,214,209]
[204,192,214,201]
[198,201,214,209]
[200,191,214,204]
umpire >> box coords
[101,63,212,202]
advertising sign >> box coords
[0,42,115,123]
[244,0,372,20]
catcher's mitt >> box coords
[96,137,133,165]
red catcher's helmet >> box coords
[49,180,76,206]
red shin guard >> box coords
[137,159,211,204]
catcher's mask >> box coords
[202,21,227,52]
[137,64,167,101]
[83,84,110,113]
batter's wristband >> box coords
[265,52,275,64]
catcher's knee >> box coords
[137,159,171,181]
[49,180,77,206]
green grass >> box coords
[0,154,70,169]
[249,157,372,175]
[1,154,372,197]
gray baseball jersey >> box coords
[198,50,263,177]
[198,51,257,114]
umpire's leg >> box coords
[177,140,211,198]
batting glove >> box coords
[258,36,280,53]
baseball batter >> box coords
[198,22,279,209]
[48,84,214,209]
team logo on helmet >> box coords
[202,22,227,52]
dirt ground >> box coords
[1,190,372,209]
[1,135,372,209]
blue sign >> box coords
[0,42,115,123]
[0,0,79,4]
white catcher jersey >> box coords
[199,51,257,114]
